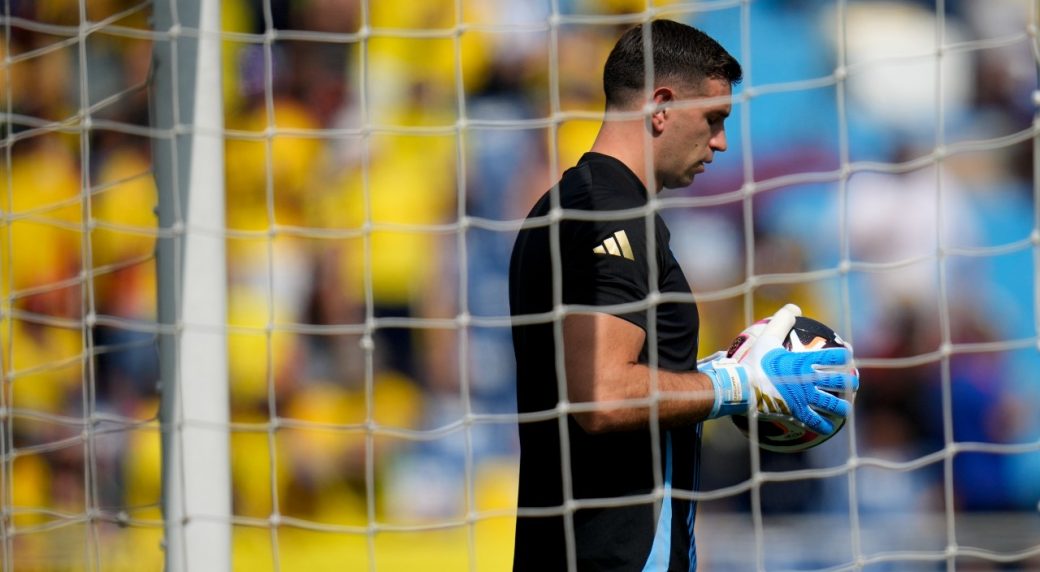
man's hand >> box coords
[699,304,859,434]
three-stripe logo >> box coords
[592,230,635,261]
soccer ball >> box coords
[725,315,856,453]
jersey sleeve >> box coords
[560,215,656,332]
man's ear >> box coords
[649,87,674,134]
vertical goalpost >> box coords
[150,0,231,569]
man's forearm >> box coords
[569,364,717,433]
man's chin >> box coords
[662,174,696,191]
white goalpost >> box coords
[0,0,1038,571]
[151,0,231,570]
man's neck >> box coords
[588,116,658,192]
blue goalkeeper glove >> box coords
[699,304,859,435]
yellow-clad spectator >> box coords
[3,319,82,420]
[91,145,158,319]
[0,137,84,426]
[554,26,613,176]
[225,98,324,393]
[278,381,368,525]
[10,453,51,528]
[228,268,304,523]
[0,137,82,301]
[320,127,455,307]
[229,406,293,520]
[279,371,421,523]
[114,405,165,568]
[227,284,304,411]
[366,0,493,124]
[221,0,256,116]
[225,97,325,233]
[122,399,163,518]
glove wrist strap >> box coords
[700,357,750,419]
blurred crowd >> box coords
[1,0,1037,568]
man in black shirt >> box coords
[509,19,858,571]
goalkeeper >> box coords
[508,19,858,571]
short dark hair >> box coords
[603,19,742,108]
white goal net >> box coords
[1,0,1038,570]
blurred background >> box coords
[0,0,1037,569]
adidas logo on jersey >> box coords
[592,230,635,261]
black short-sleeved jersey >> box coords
[509,152,702,571]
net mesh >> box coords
[0,0,1038,570]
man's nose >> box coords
[710,128,728,152]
